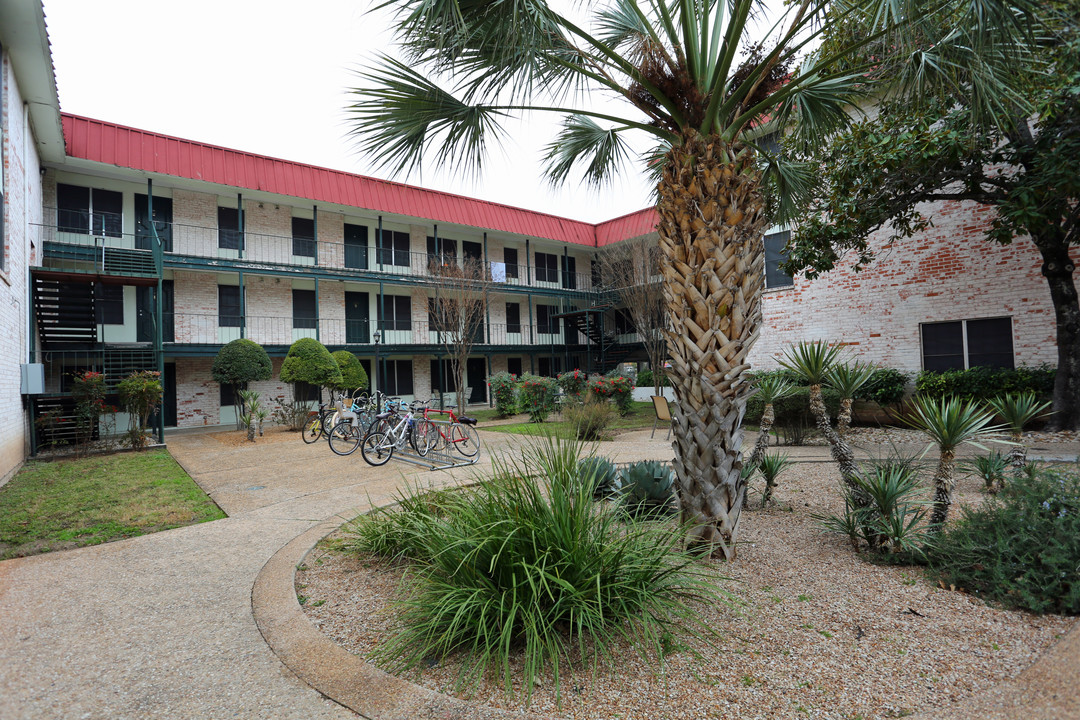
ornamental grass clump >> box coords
[563,399,617,440]
[346,434,723,701]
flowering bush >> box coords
[587,375,634,415]
[556,369,588,403]
[488,372,518,417]
[71,370,107,455]
[518,374,558,423]
[117,370,162,449]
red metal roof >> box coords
[594,207,659,246]
[61,113,629,247]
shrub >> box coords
[927,466,1080,614]
[346,435,722,699]
[518,373,557,423]
[960,451,1009,493]
[280,338,342,392]
[116,370,163,449]
[271,396,311,431]
[577,455,621,498]
[915,365,1056,402]
[588,375,634,415]
[330,350,369,396]
[557,369,588,401]
[212,339,272,392]
[564,400,617,440]
[636,368,671,389]
[487,372,518,417]
[70,370,107,454]
[857,368,910,406]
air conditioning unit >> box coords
[21,364,45,395]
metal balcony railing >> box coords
[35,216,598,292]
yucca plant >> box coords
[960,451,1009,493]
[816,462,931,555]
[747,375,797,469]
[903,395,1001,530]
[824,361,878,437]
[985,392,1052,472]
[757,452,793,507]
[779,341,863,498]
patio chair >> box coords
[651,395,672,440]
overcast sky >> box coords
[42,0,663,223]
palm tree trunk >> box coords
[837,397,853,437]
[657,131,768,561]
[929,448,957,530]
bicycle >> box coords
[358,400,429,466]
[414,403,480,457]
[326,395,378,456]
[301,401,334,444]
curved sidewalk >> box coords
[0,428,1076,719]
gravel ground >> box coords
[297,456,1075,720]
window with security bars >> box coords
[504,247,519,278]
[506,303,521,334]
[218,207,243,250]
[218,285,242,328]
[764,231,793,289]
[536,304,559,334]
[921,317,1014,371]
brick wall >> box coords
[172,189,219,257]
[1,52,43,485]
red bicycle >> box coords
[414,404,480,457]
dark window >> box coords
[537,356,562,377]
[536,252,559,283]
[921,318,1014,371]
[378,295,411,331]
[507,357,523,377]
[426,236,458,266]
[135,194,173,252]
[292,217,316,258]
[344,223,368,269]
[383,359,414,395]
[57,184,122,237]
[220,381,246,407]
[218,207,243,251]
[293,381,320,403]
[293,289,317,329]
[562,255,577,289]
[462,240,482,262]
[218,285,242,328]
[506,303,521,334]
[504,247,519,278]
[376,230,410,266]
[537,304,558,334]
[429,359,457,393]
[95,283,125,325]
[764,231,793,289]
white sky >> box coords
[41,0,662,223]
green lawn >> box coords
[0,449,225,560]
[485,401,661,437]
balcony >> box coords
[35,216,599,294]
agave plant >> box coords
[985,392,1052,472]
[824,361,878,437]
[620,461,676,516]
[960,451,1009,493]
[779,341,863,499]
[904,395,1001,530]
[757,452,793,507]
[578,456,622,498]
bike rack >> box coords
[382,418,481,472]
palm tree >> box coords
[903,395,999,530]
[347,0,1037,559]
[984,392,1052,473]
[825,361,877,437]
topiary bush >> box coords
[330,350,369,396]
[280,338,342,397]
[117,370,163,449]
[915,365,1055,402]
[927,466,1080,614]
[213,339,273,428]
[487,371,518,417]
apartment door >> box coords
[345,292,370,344]
[466,358,487,403]
[136,281,174,343]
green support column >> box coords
[528,295,534,345]
[237,193,244,260]
[312,204,318,265]
[487,355,493,407]
[378,280,385,396]
[314,276,320,343]
[239,271,246,339]
[149,179,166,443]
[483,233,490,343]
[525,238,531,284]
[377,216,383,272]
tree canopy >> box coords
[280,338,343,391]
[212,339,272,389]
[330,350,369,394]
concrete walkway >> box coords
[0,427,1076,719]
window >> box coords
[378,295,411,331]
[382,359,414,395]
[536,252,559,283]
[95,283,125,325]
[344,223,368,269]
[427,236,458,266]
[562,255,577,289]
[504,247,519,278]
[376,230,410,266]
[506,303,521,334]
[507,357,523,376]
[764,231,793,289]
[921,317,1014,372]
[292,217,316,258]
[536,304,558,334]
[462,240,482,262]
[293,381,320,403]
[57,184,122,237]
[293,289,317,329]
[220,381,246,407]
[134,194,173,252]
[218,285,242,328]
[218,207,243,250]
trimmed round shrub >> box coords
[280,338,342,390]
[331,350,369,395]
[212,339,272,389]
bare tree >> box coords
[600,237,668,395]
[428,256,489,411]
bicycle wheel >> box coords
[413,419,438,456]
[450,423,480,457]
[360,430,394,466]
[327,420,362,456]
[301,414,323,444]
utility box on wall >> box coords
[20,364,45,395]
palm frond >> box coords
[825,360,878,398]
[760,153,817,225]
[347,55,509,179]
[542,115,635,188]
[903,395,1002,451]
[984,392,1052,434]
[778,340,848,385]
[776,65,870,152]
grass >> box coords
[0,449,225,560]
[485,401,660,437]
